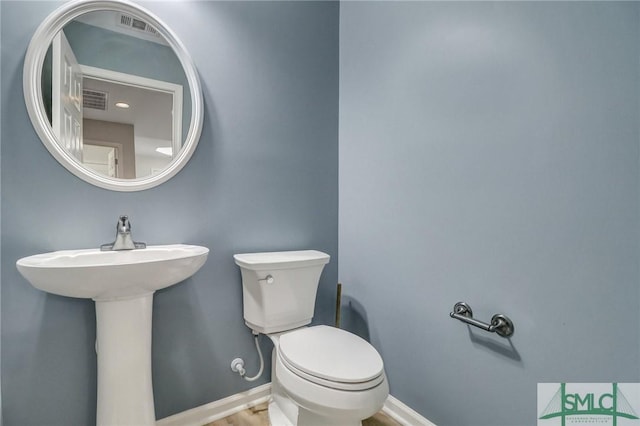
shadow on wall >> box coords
[339,293,523,366]
[467,327,523,365]
[339,295,371,342]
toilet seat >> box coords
[278,325,385,391]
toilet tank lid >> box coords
[234,250,329,270]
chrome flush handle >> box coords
[258,275,274,284]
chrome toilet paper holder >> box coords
[449,302,514,338]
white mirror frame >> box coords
[23,0,204,192]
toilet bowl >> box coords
[269,325,389,426]
[234,250,389,426]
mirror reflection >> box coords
[41,10,192,179]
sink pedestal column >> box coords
[95,293,156,426]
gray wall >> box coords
[0,1,3,423]
[4,1,640,425]
[339,2,640,425]
[0,1,338,424]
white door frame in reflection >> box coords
[81,65,183,178]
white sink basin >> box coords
[16,243,209,426]
[16,244,208,301]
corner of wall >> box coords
[0,0,3,415]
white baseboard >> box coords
[383,395,437,426]
[156,383,272,426]
[156,383,436,426]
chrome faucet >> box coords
[100,215,147,251]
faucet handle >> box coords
[117,215,131,233]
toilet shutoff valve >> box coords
[230,358,246,377]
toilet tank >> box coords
[234,250,330,334]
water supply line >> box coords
[230,331,264,382]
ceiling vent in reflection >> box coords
[83,89,108,111]
[117,14,161,38]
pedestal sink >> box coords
[16,244,209,426]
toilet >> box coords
[234,250,389,426]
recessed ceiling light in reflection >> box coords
[115,102,130,109]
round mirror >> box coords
[23,0,204,191]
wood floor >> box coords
[203,402,401,426]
